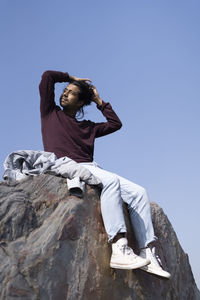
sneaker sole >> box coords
[110,258,150,270]
[140,266,171,278]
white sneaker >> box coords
[139,247,171,278]
[110,238,150,270]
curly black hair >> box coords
[69,81,94,118]
[71,81,94,104]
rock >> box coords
[0,174,199,300]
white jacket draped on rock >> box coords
[3,150,102,197]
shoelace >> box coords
[149,247,163,267]
[120,244,137,257]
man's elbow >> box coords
[39,71,52,89]
[41,70,51,78]
[118,120,123,129]
[117,121,122,130]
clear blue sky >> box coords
[1,0,199,288]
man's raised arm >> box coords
[91,85,122,137]
[39,70,70,117]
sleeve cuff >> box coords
[97,101,109,111]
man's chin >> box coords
[60,101,67,108]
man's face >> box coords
[60,84,82,109]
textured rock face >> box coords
[0,174,199,300]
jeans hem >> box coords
[138,235,158,249]
[108,226,127,243]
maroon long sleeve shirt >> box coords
[39,70,122,163]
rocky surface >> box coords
[0,174,199,300]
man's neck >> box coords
[63,108,77,118]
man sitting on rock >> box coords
[39,70,171,278]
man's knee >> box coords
[138,186,147,197]
[104,175,120,189]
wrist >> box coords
[68,75,75,82]
[95,98,103,107]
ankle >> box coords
[112,233,126,243]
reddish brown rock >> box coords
[0,174,199,300]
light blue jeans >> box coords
[80,162,156,249]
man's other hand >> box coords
[69,75,92,83]
[91,85,103,107]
